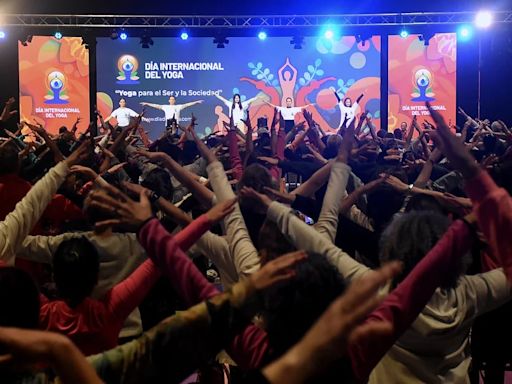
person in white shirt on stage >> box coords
[104,98,139,128]
[265,97,314,133]
[332,88,364,129]
[214,93,261,131]
[140,96,203,128]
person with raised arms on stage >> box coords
[214,92,261,132]
[103,98,139,129]
[265,96,314,133]
[332,88,365,129]
[140,96,203,129]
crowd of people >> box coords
[0,91,511,384]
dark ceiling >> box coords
[3,0,506,15]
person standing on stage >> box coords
[104,98,139,128]
[214,93,261,131]
[140,96,203,128]
[265,97,314,133]
[332,88,364,129]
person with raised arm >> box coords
[265,97,314,133]
[332,88,364,129]
[0,140,91,265]
[214,92,261,132]
[140,95,203,129]
[103,98,139,129]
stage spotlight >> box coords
[400,29,409,38]
[475,10,493,29]
[258,31,267,40]
[213,35,229,48]
[119,32,128,40]
[324,29,334,39]
[140,34,154,48]
[290,36,304,49]
[54,31,63,40]
[110,30,119,40]
[181,32,189,40]
[0,31,5,39]
[458,25,473,41]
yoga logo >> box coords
[45,71,69,104]
[116,54,140,84]
[411,68,435,102]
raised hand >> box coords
[65,140,92,167]
[24,121,46,136]
[249,251,307,291]
[241,110,252,131]
[70,165,99,180]
[106,162,128,174]
[239,186,273,208]
[426,102,479,179]
[86,183,153,230]
[206,198,237,223]
[134,148,169,163]
[263,186,296,204]
[303,109,313,125]
[361,174,388,193]
[381,173,408,193]
[338,119,356,163]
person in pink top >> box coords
[38,188,236,355]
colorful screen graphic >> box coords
[18,36,90,135]
[97,36,381,139]
[388,33,457,131]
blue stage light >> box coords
[181,32,189,40]
[258,31,267,40]
[400,29,409,38]
[120,32,128,40]
[458,25,472,41]
[475,10,493,29]
[0,31,5,39]
[324,29,334,39]
[54,32,63,40]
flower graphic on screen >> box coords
[116,54,140,84]
[44,71,69,104]
[411,68,435,102]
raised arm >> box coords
[332,88,341,103]
[191,123,261,278]
[241,187,370,282]
[25,121,65,163]
[140,102,163,110]
[0,97,17,122]
[0,142,90,264]
[135,148,214,208]
[181,100,204,109]
[314,120,355,242]
[349,219,473,381]
[214,93,230,105]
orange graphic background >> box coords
[388,33,456,131]
[19,36,90,135]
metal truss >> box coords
[2,11,512,29]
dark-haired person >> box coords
[265,97,313,133]
[215,93,261,132]
[0,251,309,384]
[141,95,203,129]
[23,195,235,355]
[332,88,364,129]
[0,141,90,265]
[104,98,139,129]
